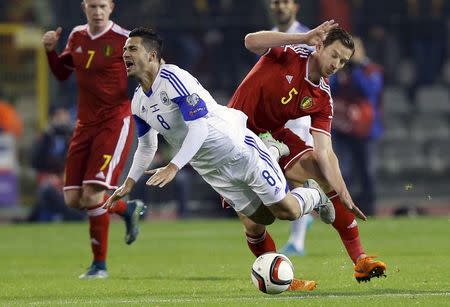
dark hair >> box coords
[129,27,163,60]
[323,27,354,55]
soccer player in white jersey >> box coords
[103,27,337,288]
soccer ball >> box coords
[251,252,294,294]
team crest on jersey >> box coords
[160,91,170,105]
[186,93,200,106]
[300,96,313,109]
[103,45,113,56]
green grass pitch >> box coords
[0,216,449,306]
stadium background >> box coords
[0,0,449,220]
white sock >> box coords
[291,186,320,216]
[287,216,311,251]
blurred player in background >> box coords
[104,27,343,290]
[28,106,84,222]
[41,0,147,279]
[270,0,315,257]
[229,21,387,282]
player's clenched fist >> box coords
[42,27,62,52]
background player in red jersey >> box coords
[228,22,387,283]
[41,0,147,279]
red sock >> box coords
[246,230,276,257]
[328,191,364,264]
[103,194,127,216]
[88,204,110,262]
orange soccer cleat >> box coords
[354,256,387,282]
[288,278,317,291]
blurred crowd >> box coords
[1,0,448,96]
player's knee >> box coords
[64,194,81,209]
[243,202,276,225]
[79,185,105,208]
[79,194,98,209]
[273,205,300,221]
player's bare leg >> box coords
[64,189,83,209]
[259,132,315,256]
[246,203,276,226]
[268,185,335,224]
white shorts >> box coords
[201,133,288,216]
[285,117,314,147]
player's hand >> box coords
[145,163,179,188]
[103,179,134,209]
[42,27,62,52]
[304,20,338,46]
[339,190,367,221]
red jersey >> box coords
[58,22,131,125]
[229,46,333,136]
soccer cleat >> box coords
[279,243,306,256]
[79,264,108,279]
[258,132,290,159]
[124,199,147,245]
[354,256,387,282]
[288,278,317,291]
[304,179,335,224]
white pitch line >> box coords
[16,292,450,306]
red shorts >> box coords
[64,116,133,191]
[273,128,313,171]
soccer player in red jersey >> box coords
[229,21,386,283]
[42,0,147,279]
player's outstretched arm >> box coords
[103,178,135,209]
[145,163,179,188]
[244,20,338,55]
[311,131,367,220]
[145,117,209,188]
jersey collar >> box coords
[304,55,324,87]
[142,65,164,97]
[87,20,113,40]
[143,88,153,97]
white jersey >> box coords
[273,20,314,147]
[130,64,288,215]
[131,64,249,175]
